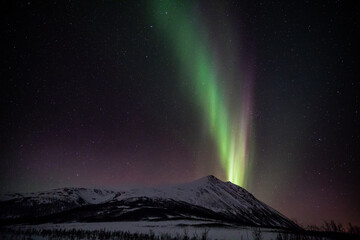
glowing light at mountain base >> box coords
[149,1,254,187]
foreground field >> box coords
[3,220,355,240]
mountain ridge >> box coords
[0,175,299,229]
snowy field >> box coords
[5,220,301,240]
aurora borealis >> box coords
[150,1,253,187]
[2,0,360,226]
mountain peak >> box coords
[206,174,219,180]
[194,175,224,184]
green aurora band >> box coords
[150,1,253,187]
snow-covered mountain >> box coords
[0,175,299,229]
[0,188,116,220]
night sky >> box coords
[2,1,359,226]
